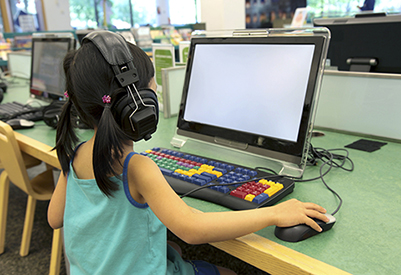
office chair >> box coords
[0,120,62,275]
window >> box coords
[8,0,42,32]
[69,0,198,30]
[70,0,157,29]
[307,0,401,19]
[168,0,197,25]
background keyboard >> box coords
[0,101,43,121]
[141,147,295,210]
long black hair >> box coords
[55,36,155,197]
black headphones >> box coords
[82,30,158,142]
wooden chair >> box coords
[0,121,62,274]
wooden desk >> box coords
[6,80,401,274]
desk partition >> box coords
[315,70,401,141]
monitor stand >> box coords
[346,57,378,72]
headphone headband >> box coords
[83,30,139,87]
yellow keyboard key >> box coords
[245,194,255,202]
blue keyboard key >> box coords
[235,167,244,173]
[193,174,212,182]
[253,193,269,204]
[172,172,180,178]
[178,174,189,181]
[201,172,217,181]
[193,178,207,186]
[159,167,173,176]
[248,170,258,177]
[213,167,227,174]
[188,155,196,161]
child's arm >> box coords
[129,155,328,245]
[48,172,67,229]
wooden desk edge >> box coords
[16,132,350,275]
[209,234,350,275]
[191,209,350,275]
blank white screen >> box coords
[183,44,315,142]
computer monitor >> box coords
[29,34,76,102]
[174,29,329,178]
[313,13,401,73]
[7,51,31,79]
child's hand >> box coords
[270,199,328,232]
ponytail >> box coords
[54,100,79,175]
[93,101,130,197]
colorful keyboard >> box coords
[141,147,295,210]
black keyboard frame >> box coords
[148,148,295,211]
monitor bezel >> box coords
[29,36,76,102]
[175,34,326,172]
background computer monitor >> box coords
[29,35,76,102]
[7,51,31,79]
[313,13,401,74]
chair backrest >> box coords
[0,121,34,194]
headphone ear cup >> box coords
[138,88,159,114]
[114,88,158,141]
[43,109,61,128]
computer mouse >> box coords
[274,213,336,242]
[6,118,35,130]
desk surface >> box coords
[4,80,401,274]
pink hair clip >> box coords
[64,91,69,98]
[102,95,111,104]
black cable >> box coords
[179,144,353,216]
[179,174,281,199]
[254,167,278,175]
[292,145,354,215]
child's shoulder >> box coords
[127,151,156,167]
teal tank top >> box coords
[64,152,195,274]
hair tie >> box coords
[102,95,111,104]
[64,91,69,98]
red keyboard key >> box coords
[230,190,247,199]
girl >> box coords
[48,31,328,275]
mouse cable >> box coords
[254,167,278,175]
[179,174,281,199]
[293,145,354,215]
